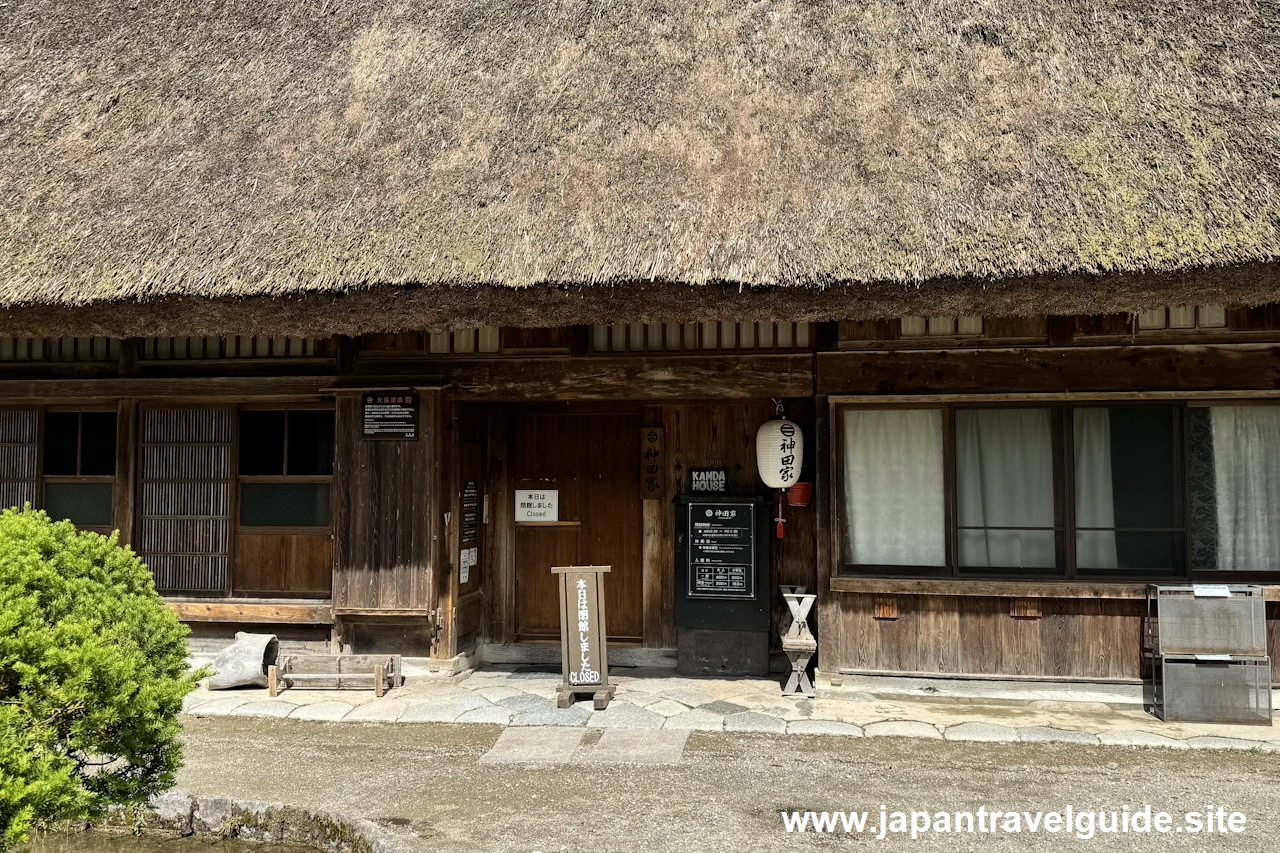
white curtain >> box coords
[956,409,1056,568]
[843,409,945,566]
[1211,406,1280,570]
[1073,408,1118,569]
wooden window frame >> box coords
[830,399,1276,583]
[235,403,335,534]
[39,405,117,534]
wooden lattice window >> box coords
[141,336,332,359]
[138,408,234,594]
[0,337,120,362]
[0,410,39,510]
[590,322,813,353]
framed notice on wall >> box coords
[361,392,418,440]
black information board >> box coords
[687,501,756,599]
[362,392,418,440]
[461,480,480,544]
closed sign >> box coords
[515,489,558,521]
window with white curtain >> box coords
[1073,406,1179,572]
[1188,405,1280,571]
[838,401,1280,580]
[956,408,1058,570]
[842,409,946,567]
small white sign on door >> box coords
[515,489,559,522]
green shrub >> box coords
[0,507,201,849]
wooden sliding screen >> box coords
[0,410,39,509]
[138,408,234,594]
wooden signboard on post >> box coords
[553,564,614,710]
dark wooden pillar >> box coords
[112,398,137,546]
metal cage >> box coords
[1146,585,1267,657]
[1147,654,1272,726]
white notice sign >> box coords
[459,548,471,584]
[515,489,559,522]
[1193,584,1232,598]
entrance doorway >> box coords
[509,410,643,642]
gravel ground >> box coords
[177,717,1278,852]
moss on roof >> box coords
[1,0,1277,333]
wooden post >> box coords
[374,663,385,698]
[267,665,278,698]
[553,564,614,710]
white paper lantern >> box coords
[756,419,804,489]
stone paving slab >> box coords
[229,700,297,719]
[724,711,787,734]
[183,667,1280,752]
[865,720,944,740]
[663,709,725,731]
[289,701,353,722]
[187,697,248,716]
[577,729,691,765]
[943,721,1020,743]
[478,727,584,764]
[1018,726,1100,745]
[787,720,863,737]
[585,702,666,729]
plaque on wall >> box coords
[686,501,757,599]
[689,468,727,493]
[461,480,480,544]
[361,392,418,440]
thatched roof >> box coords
[1,0,1278,335]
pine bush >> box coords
[0,507,201,849]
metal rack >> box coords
[1144,585,1272,725]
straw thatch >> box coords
[1,0,1278,335]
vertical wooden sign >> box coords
[641,427,664,498]
[553,564,614,710]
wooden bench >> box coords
[267,654,403,697]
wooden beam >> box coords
[441,354,814,400]
[167,599,333,624]
[831,576,1280,601]
[818,344,1280,396]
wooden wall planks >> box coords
[827,593,1154,680]
[331,391,438,613]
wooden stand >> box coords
[780,586,817,697]
[553,565,614,710]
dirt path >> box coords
[178,717,1278,851]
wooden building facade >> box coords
[2,310,1280,683]
[3,2,1279,683]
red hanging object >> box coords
[775,490,786,539]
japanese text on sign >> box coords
[570,578,601,685]
[640,427,664,498]
[687,502,757,599]
[515,489,559,522]
[777,422,797,483]
[362,392,418,440]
